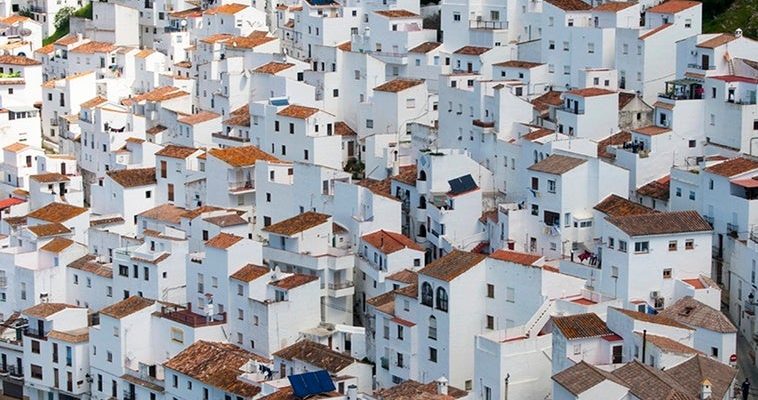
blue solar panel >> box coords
[288,370,336,398]
[270,98,290,106]
[448,174,477,195]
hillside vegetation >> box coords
[702,0,757,38]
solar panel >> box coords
[448,174,477,195]
[288,370,336,398]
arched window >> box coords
[419,195,427,209]
[421,282,433,306]
[428,316,437,340]
[418,224,427,238]
[418,170,427,181]
[436,287,448,312]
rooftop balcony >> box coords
[469,19,507,29]
[659,79,703,100]
[158,304,226,327]
[212,131,250,143]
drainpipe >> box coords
[641,329,647,364]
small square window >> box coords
[663,268,672,279]
[668,241,677,251]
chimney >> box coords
[700,379,712,400]
[436,376,448,396]
[735,28,743,38]
[346,384,358,400]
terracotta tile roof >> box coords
[598,130,631,160]
[169,7,202,18]
[665,355,738,400]
[271,273,319,290]
[553,313,614,339]
[386,269,418,284]
[30,172,70,183]
[4,142,28,152]
[594,194,656,217]
[374,78,425,92]
[375,380,468,399]
[704,157,758,177]
[521,128,554,141]
[277,104,320,119]
[567,87,615,97]
[635,125,671,136]
[553,361,621,396]
[122,86,189,105]
[366,290,396,312]
[709,74,758,84]
[206,232,244,249]
[54,34,80,46]
[4,216,26,226]
[408,42,441,53]
[618,92,637,109]
[362,230,422,254]
[208,145,279,167]
[593,1,636,11]
[611,361,694,400]
[356,177,395,199]
[23,303,77,318]
[107,167,156,188]
[164,341,265,397]
[374,9,419,18]
[178,111,220,125]
[639,23,672,40]
[230,264,269,282]
[0,54,40,65]
[225,32,277,49]
[138,204,187,224]
[637,332,701,355]
[648,0,700,13]
[394,282,418,298]
[611,307,693,329]
[27,202,87,223]
[253,62,295,74]
[528,154,586,175]
[0,15,31,25]
[636,177,670,201]
[28,223,71,237]
[419,250,486,281]
[47,327,89,343]
[80,96,108,109]
[146,125,168,135]
[224,105,250,127]
[532,90,562,114]
[273,340,357,372]
[545,0,592,10]
[134,49,155,59]
[155,144,199,159]
[494,60,543,68]
[453,45,491,55]
[658,296,736,333]
[100,296,156,319]
[70,41,115,54]
[204,3,247,14]
[35,44,55,55]
[264,211,330,236]
[68,255,113,278]
[336,41,351,51]
[490,249,542,266]
[181,205,224,220]
[199,33,233,44]
[393,165,417,185]
[334,121,356,136]
[203,213,247,227]
[608,210,711,236]
[120,373,164,392]
[40,237,75,253]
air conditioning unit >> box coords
[649,290,659,299]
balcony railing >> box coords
[687,63,716,70]
[727,223,739,238]
[229,181,254,192]
[328,281,354,290]
[469,20,507,29]
[212,132,250,143]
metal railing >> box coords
[469,20,507,29]
[687,63,715,70]
[328,281,354,290]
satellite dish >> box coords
[180,19,187,26]
[18,28,31,36]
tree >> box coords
[54,6,76,31]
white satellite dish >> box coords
[180,19,187,26]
